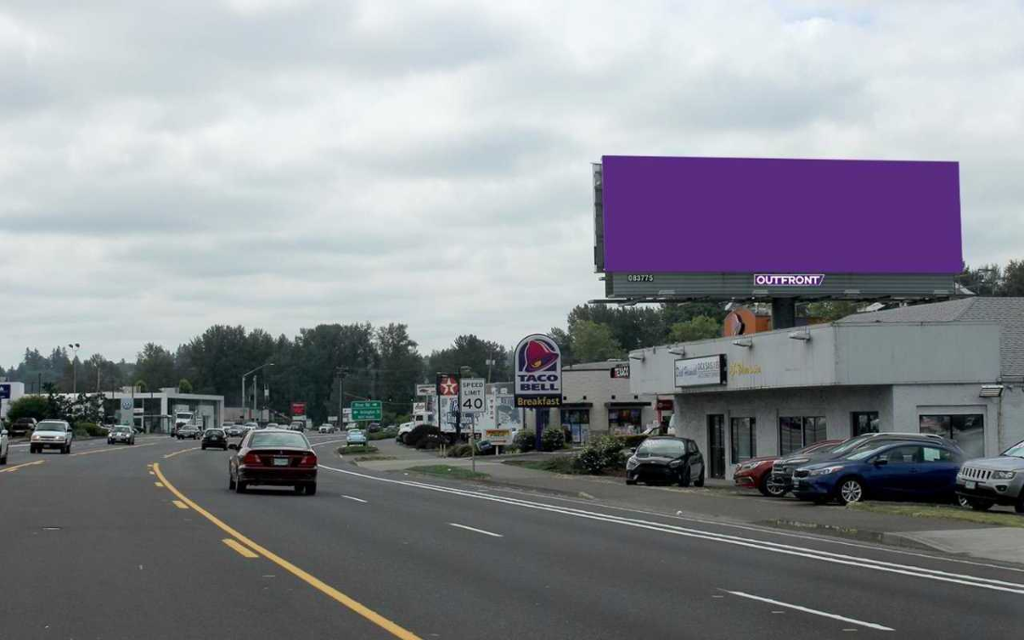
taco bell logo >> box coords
[514,334,562,408]
[754,274,825,287]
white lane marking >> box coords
[723,590,893,632]
[311,438,349,449]
[319,465,1024,596]
[449,523,503,538]
[342,495,368,504]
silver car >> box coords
[346,429,368,447]
[956,440,1024,513]
[107,426,136,445]
[30,420,74,454]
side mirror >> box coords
[228,443,239,451]
[873,458,888,467]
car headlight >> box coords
[808,466,843,477]
[992,470,1016,480]
[626,457,638,470]
[738,461,764,472]
[669,459,683,468]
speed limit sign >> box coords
[459,378,486,415]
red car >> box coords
[733,440,842,497]
[228,429,318,495]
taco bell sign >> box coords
[754,274,825,287]
[514,334,562,408]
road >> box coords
[2,433,1023,639]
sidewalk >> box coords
[353,442,1024,566]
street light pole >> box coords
[68,343,81,394]
[241,363,275,422]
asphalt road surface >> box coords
[2,434,1023,639]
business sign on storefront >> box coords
[610,363,630,379]
[291,402,306,416]
[675,355,727,388]
[415,384,437,397]
[436,373,461,433]
[514,334,562,408]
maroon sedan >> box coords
[228,429,318,495]
[733,440,842,497]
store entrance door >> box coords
[707,415,726,479]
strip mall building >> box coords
[628,298,1024,480]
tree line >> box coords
[2,259,1020,424]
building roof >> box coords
[838,298,1024,378]
[564,361,625,372]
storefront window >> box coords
[778,416,827,456]
[609,408,643,435]
[730,417,756,463]
[920,414,984,459]
[562,409,590,444]
[852,412,880,437]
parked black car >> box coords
[201,428,228,451]
[626,437,705,487]
[771,432,961,494]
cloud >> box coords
[1,0,1023,366]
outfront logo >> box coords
[514,334,562,408]
[753,274,825,287]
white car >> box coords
[30,420,74,454]
[318,424,336,434]
[0,424,9,465]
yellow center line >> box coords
[223,538,259,558]
[70,442,161,457]
[163,447,201,459]
[172,500,189,510]
[0,460,46,474]
[153,463,422,640]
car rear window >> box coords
[250,432,308,448]
[206,430,224,436]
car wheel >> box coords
[305,483,317,496]
[837,478,865,505]
[201,445,206,450]
[228,474,236,490]
[677,465,692,487]
[235,480,246,494]
[761,475,786,498]
[957,495,971,509]
[694,468,705,488]
[625,478,637,485]
[293,485,304,494]
[0,451,7,465]
[1016,498,1024,515]
[967,498,994,512]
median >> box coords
[405,465,490,481]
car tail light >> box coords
[242,452,261,465]
[298,453,317,467]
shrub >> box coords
[512,430,535,453]
[572,435,626,475]
[616,434,648,449]
[339,444,379,455]
[74,422,105,437]
[405,424,441,448]
[6,396,50,424]
[540,427,566,452]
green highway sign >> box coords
[350,400,382,422]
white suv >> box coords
[30,420,74,454]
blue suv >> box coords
[793,440,963,505]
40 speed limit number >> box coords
[459,378,486,415]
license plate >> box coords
[273,457,289,467]
[965,481,976,490]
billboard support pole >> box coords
[771,298,797,330]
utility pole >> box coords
[336,367,348,428]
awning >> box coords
[561,402,593,409]
[605,402,651,408]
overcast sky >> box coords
[1,0,1022,366]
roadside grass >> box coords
[406,465,490,481]
[849,502,1024,528]
[504,456,577,474]
[338,445,379,456]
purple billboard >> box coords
[600,156,962,274]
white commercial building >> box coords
[628,298,1024,480]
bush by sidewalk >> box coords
[339,444,379,456]
[572,435,627,475]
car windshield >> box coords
[799,441,838,456]
[829,435,874,456]
[36,422,65,432]
[1002,441,1024,459]
[113,427,130,433]
[249,432,308,449]
[637,440,686,457]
